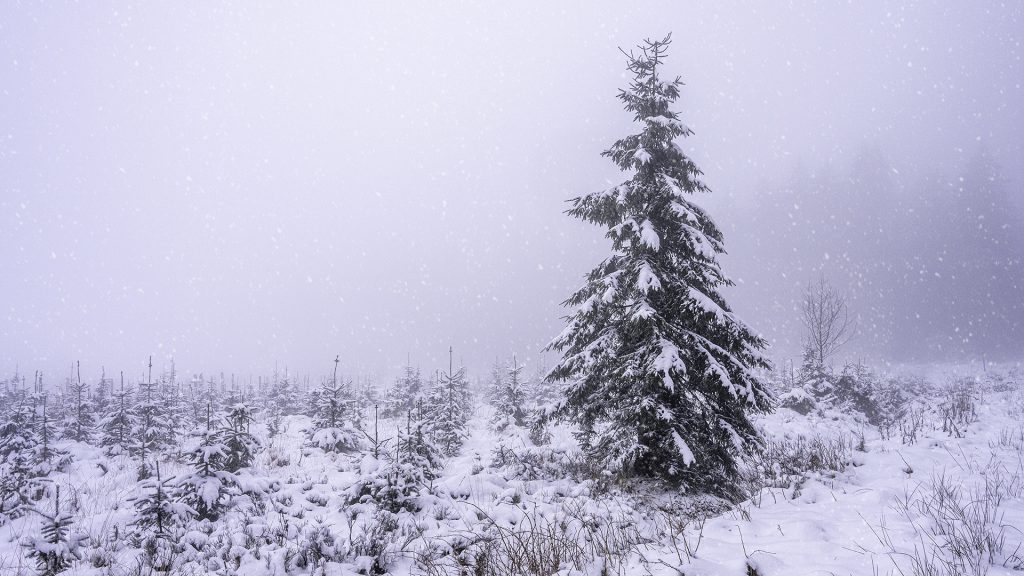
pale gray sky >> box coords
[2,2,1021,383]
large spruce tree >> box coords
[547,35,772,494]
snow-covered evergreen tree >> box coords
[800,344,833,399]
[778,345,833,415]
[348,415,440,509]
[524,358,559,446]
[0,370,23,406]
[424,348,471,457]
[203,374,226,418]
[546,35,772,493]
[485,358,504,406]
[158,370,189,455]
[32,396,71,481]
[384,363,423,418]
[131,463,193,571]
[178,405,234,521]
[344,412,441,574]
[0,397,34,460]
[307,357,361,453]
[61,366,94,443]
[527,356,560,409]
[261,369,297,438]
[133,378,162,480]
[99,374,135,456]
[131,358,176,479]
[267,368,302,418]
[220,402,260,473]
[349,378,374,431]
[89,370,112,427]
[0,399,37,522]
[184,374,205,424]
[403,412,442,486]
[23,487,86,576]
[490,356,528,431]
[834,361,881,423]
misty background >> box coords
[1,2,1021,385]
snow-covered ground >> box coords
[2,363,1022,576]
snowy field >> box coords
[1,361,1021,576]
[3,3,1022,576]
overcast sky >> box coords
[1,2,1021,384]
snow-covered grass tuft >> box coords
[871,453,1024,575]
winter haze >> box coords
[2,2,1021,381]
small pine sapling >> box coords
[100,372,136,456]
[179,405,234,521]
[133,357,173,479]
[32,396,71,481]
[131,463,194,571]
[383,361,422,418]
[61,362,95,443]
[23,487,86,576]
[307,356,361,453]
[221,402,260,473]
[0,400,37,522]
[423,347,471,457]
[490,355,528,431]
[344,412,441,574]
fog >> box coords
[1,2,1021,384]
